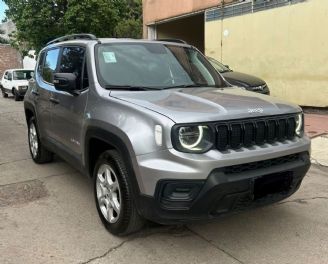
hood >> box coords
[110,87,301,123]
[221,71,265,87]
[12,80,29,86]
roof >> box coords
[46,38,192,49]
[4,69,34,72]
[44,34,191,49]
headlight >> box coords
[172,125,214,153]
[295,113,303,137]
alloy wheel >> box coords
[96,164,121,223]
[29,123,39,158]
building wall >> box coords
[23,50,37,70]
[0,21,16,40]
[205,0,328,107]
[156,14,204,52]
[0,45,22,77]
[143,0,235,37]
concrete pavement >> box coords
[304,114,328,138]
[304,113,328,167]
[0,95,328,264]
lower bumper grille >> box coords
[223,153,302,174]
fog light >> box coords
[159,181,204,209]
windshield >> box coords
[96,43,225,89]
[207,57,231,73]
[13,70,34,80]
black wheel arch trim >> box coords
[85,127,142,196]
[24,101,37,123]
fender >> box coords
[84,127,142,196]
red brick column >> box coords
[0,45,23,77]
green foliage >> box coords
[114,0,142,38]
[4,0,143,53]
[114,18,142,39]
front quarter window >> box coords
[59,46,86,90]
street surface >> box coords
[0,95,327,264]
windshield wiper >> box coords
[162,84,221,89]
[162,84,203,89]
[219,70,231,74]
[105,85,158,91]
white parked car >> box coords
[0,69,34,101]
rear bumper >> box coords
[137,152,310,224]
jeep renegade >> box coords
[24,34,311,236]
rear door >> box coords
[50,46,89,160]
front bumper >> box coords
[137,151,310,224]
[16,87,28,96]
[136,136,310,196]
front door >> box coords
[2,71,12,92]
[34,48,61,141]
[50,46,89,160]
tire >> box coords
[28,117,53,163]
[1,87,8,98]
[14,89,20,101]
[94,150,144,236]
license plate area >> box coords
[254,171,293,200]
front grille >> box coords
[216,115,297,151]
[223,153,300,174]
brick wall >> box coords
[0,45,22,77]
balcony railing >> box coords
[206,0,306,22]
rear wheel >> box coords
[94,150,144,236]
[28,117,53,163]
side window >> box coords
[59,47,86,90]
[8,72,12,81]
[43,48,60,84]
[37,51,46,76]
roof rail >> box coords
[156,38,188,44]
[46,34,98,46]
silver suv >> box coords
[24,34,311,236]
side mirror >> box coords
[4,75,7,80]
[224,65,230,69]
[53,73,79,95]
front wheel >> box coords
[14,89,21,101]
[94,150,144,236]
[1,87,8,98]
[28,117,53,163]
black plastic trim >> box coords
[85,127,142,192]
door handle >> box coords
[32,90,39,96]
[49,97,60,104]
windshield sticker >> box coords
[103,52,117,63]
